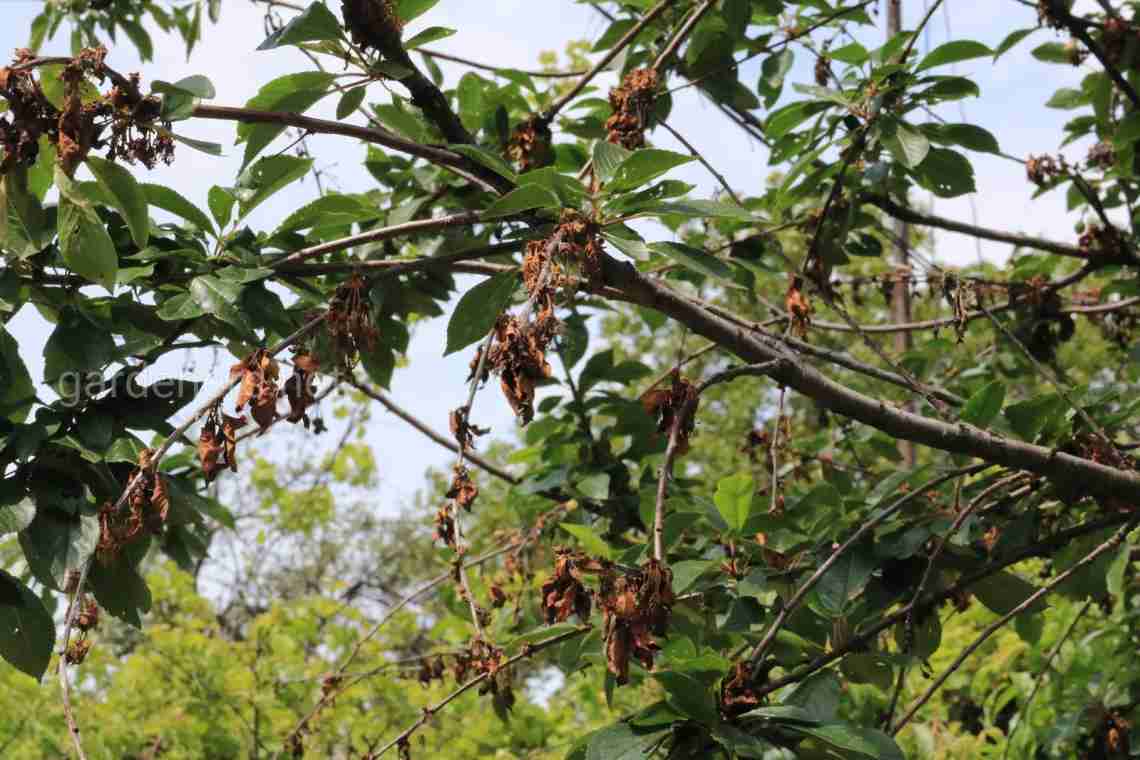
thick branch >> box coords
[599,254,1140,501]
[865,194,1097,261]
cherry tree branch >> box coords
[890,518,1137,735]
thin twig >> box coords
[270,212,485,267]
[349,379,519,485]
[1000,599,1093,760]
[372,626,591,758]
[542,0,673,123]
[891,519,1137,735]
[656,120,742,205]
[749,464,986,673]
[419,48,586,78]
[651,0,715,72]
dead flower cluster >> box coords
[97,449,169,561]
[505,114,553,172]
[326,274,379,372]
[606,67,659,149]
[640,372,699,455]
[600,558,675,684]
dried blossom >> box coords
[639,372,699,455]
[75,597,100,632]
[325,275,378,372]
[605,67,659,149]
[198,418,226,482]
[446,465,479,511]
[449,405,489,451]
[433,506,456,549]
[505,114,553,172]
[720,662,762,717]
[540,547,594,624]
[785,275,812,337]
[284,353,320,427]
[1025,153,1062,186]
[65,638,92,665]
[599,559,675,685]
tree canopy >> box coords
[0,0,1139,758]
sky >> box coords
[0,0,1107,512]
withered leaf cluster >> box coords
[416,656,446,687]
[640,372,699,455]
[1025,153,1063,186]
[449,404,489,452]
[284,352,320,428]
[481,313,553,425]
[505,114,553,172]
[785,275,813,338]
[232,348,280,433]
[720,662,762,717]
[198,406,246,483]
[446,464,478,511]
[432,505,455,549]
[539,547,597,624]
[98,449,169,561]
[0,48,170,178]
[600,558,675,685]
[326,274,379,372]
[605,67,659,149]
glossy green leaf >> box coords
[606,149,694,193]
[481,184,560,218]
[713,473,754,533]
[236,155,314,219]
[57,196,119,290]
[444,272,518,355]
[649,241,735,282]
[140,182,214,233]
[336,86,367,119]
[257,1,343,49]
[960,380,1005,427]
[86,156,149,247]
[559,522,613,560]
[915,40,993,72]
[0,570,54,680]
[396,0,440,23]
[403,25,455,49]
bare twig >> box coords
[1000,599,1094,759]
[542,0,673,123]
[749,464,986,672]
[891,519,1137,735]
[651,0,715,72]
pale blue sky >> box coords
[1,0,1101,509]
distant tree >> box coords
[0,1,1138,758]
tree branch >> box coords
[599,253,1140,501]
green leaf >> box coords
[188,275,251,333]
[403,25,455,49]
[649,241,735,283]
[396,0,440,23]
[600,227,651,261]
[912,147,976,198]
[583,722,670,760]
[606,149,694,192]
[88,556,152,628]
[43,309,115,384]
[257,1,343,49]
[0,499,34,536]
[151,74,216,98]
[786,722,906,760]
[973,571,1045,616]
[923,122,1000,154]
[960,380,1005,427]
[915,40,993,72]
[830,42,869,65]
[444,271,518,355]
[481,184,560,218]
[0,569,55,680]
[1045,87,1087,109]
[1115,110,1140,147]
[336,86,367,120]
[559,522,613,559]
[450,144,518,182]
[273,193,379,235]
[0,327,35,423]
[713,473,754,533]
[57,196,119,290]
[237,72,334,167]
[85,156,149,247]
[757,48,794,106]
[1004,394,1065,441]
[592,140,632,185]
[164,130,224,156]
[576,472,610,501]
[812,547,875,617]
[208,185,235,229]
[1031,41,1073,64]
[784,672,842,723]
[140,182,214,234]
[671,559,715,595]
[883,120,930,169]
[236,155,314,219]
[654,671,719,724]
[994,28,1037,60]
[18,508,100,591]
